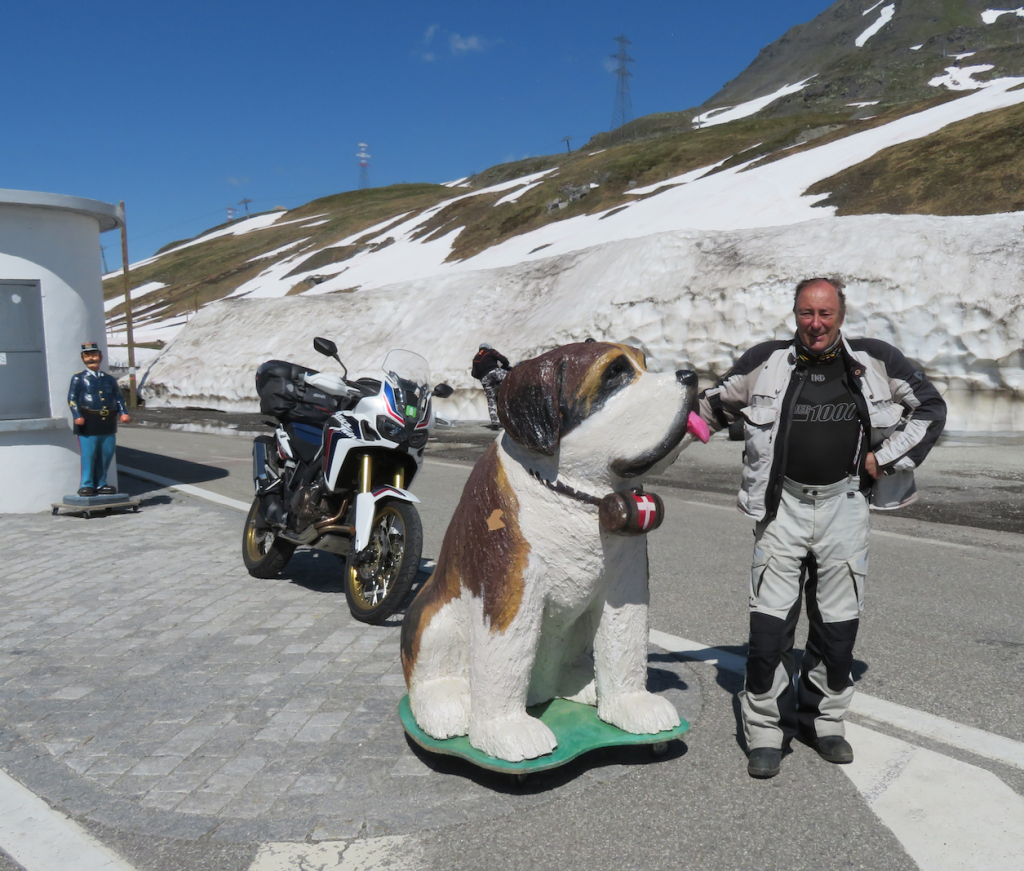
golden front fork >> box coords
[393,469,405,489]
[358,453,372,493]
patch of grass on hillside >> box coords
[467,156,562,188]
[104,183,452,322]
[806,100,1024,215]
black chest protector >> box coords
[785,355,861,485]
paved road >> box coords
[0,425,1021,871]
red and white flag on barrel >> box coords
[598,490,666,535]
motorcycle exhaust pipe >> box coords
[314,524,354,537]
[314,498,349,531]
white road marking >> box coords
[649,628,1024,771]
[843,723,1024,871]
[249,835,421,871]
[424,456,479,471]
[117,465,252,512]
[851,692,1024,772]
[0,768,137,871]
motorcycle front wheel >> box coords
[344,499,422,624]
[242,498,296,578]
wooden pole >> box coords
[119,200,137,409]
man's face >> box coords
[82,351,102,371]
[794,282,844,354]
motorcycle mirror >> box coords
[313,337,338,358]
[432,383,454,399]
[313,336,347,379]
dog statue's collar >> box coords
[527,470,665,535]
[528,470,601,506]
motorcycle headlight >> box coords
[375,415,406,442]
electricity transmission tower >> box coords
[610,33,635,140]
[357,143,371,189]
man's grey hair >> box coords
[794,277,846,314]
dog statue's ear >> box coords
[496,356,563,455]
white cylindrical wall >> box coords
[0,195,121,513]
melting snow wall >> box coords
[145,214,1024,433]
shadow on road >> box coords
[403,731,689,794]
[117,445,230,485]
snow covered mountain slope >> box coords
[701,0,1024,117]
[146,211,1024,433]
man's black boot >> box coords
[815,735,854,764]
[77,487,96,497]
[747,747,782,778]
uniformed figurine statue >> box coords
[67,342,129,496]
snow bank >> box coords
[693,79,815,128]
[104,281,166,312]
[929,65,996,91]
[982,8,1024,24]
[856,3,895,47]
[144,213,1024,433]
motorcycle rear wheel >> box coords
[242,498,296,578]
[344,499,422,624]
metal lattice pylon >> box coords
[610,33,634,138]
[357,143,371,190]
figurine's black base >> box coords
[52,494,139,518]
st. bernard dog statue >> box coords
[401,342,707,762]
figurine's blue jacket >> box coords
[68,370,126,435]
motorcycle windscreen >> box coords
[381,350,431,424]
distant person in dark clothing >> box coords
[471,343,510,427]
[68,342,129,496]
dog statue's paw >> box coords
[598,691,680,735]
[410,677,471,739]
[560,679,597,706]
[470,714,557,762]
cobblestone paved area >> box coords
[0,484,700,846]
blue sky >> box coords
[2,1,832,261]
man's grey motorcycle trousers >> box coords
[741,477,869,751]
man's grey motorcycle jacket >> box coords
[696,334,947,522]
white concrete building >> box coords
[0,189,123,513]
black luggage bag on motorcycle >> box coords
[255,360,340,425]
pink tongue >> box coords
[687,411,710,443]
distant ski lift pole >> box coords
[238,197,252,217]
[562,135,573,153]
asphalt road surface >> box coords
[2,421,1022,871]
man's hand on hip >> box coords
[865,452,882,479]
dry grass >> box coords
[806,100,1024,215]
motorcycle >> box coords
[242,337,453,624]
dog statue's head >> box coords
[497,342,700,483]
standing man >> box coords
[67,342,130,497]
[471,343,511,428]
[694,278,945,778]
